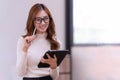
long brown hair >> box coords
[23,3,60,50]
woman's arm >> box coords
[16,37,28,76]
[50,67,59,80]
[50,39,61,80]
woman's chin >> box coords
[37,30,46,33]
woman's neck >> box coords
[36,32,47,38]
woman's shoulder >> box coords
[18,36,24,40]
[53,37,61,44]
[57,39,62,44]
[17,36,24,43]
[55,38,63,50]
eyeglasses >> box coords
[34,16,49,24]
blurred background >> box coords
[0,0,68,80]
[1,0,120,80]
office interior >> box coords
[1,0,120,80]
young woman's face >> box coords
[34,10,49,34]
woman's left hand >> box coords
[40,54,57,69]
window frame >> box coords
[65,0,73,49]
[66,0,120,46]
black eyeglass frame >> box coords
[34,16,50,24]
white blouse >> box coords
[16,33,59,80]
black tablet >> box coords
[38,50,69,68]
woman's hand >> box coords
[23,35,36,53]
[40,54,57,69]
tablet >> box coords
[38,50,69,68]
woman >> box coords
[16,3,60,80]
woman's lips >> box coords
[39,26,46,29]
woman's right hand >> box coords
[23,35,36,53]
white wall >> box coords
[0,0,65,80]
[72,46,120,80]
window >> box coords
[73,0,120,45]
